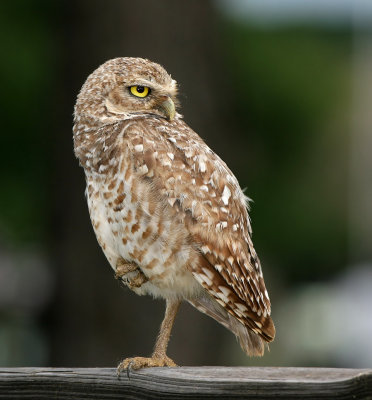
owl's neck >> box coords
[73,114,122,175]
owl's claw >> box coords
[115,260,138,277]
[127,272,148,288]
[117,355,177,376]
[115,260,148,288]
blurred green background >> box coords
[0,0,371,368]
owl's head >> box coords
[74,57,179,124]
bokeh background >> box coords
[1,0,371,368]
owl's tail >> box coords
[188,295,272,356]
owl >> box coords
[73,57,275,371]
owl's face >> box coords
[75,57,179,124]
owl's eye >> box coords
[129,85,150,98]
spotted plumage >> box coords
[73,57,275,370]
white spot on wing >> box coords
[138,164,148,175]
[197,154,207,173]
[202,267,214,281]
[218,285,231,297]
[185,149,193,158]
[201,245,211,254]
[222,185,231,205]
[236,303,248,312]
[216,291,230,304]
[198,273,213,287]
[216,221,228,231]
[215,264,223,273]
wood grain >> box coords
[0,367,371,399]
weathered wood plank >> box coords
[0,367,371,399]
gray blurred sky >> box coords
[215,0,372,26]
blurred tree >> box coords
[350,26,372,264]
[0,0,56,367]
[219,22,351,283]
[0,0,55,243]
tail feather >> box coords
[189,295,273,356]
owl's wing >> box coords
[123,119,275,347]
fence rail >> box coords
[0,367,371,399]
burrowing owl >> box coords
[73,57,275,371]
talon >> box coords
[115,260,138,279]
[115,259,148,288]
[128,271,148,288]
[117,356,177,373]
[127,361,133,379]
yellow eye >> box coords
[129,85,150,98]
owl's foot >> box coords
[115,259,148,288]
[127,272,148,289]
[117,355,177,375]
[115,259,138,276]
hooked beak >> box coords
[158,97,175,121]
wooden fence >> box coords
[0,367,371,399]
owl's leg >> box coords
[151,298,180,362]
[117,299,180,373]
[115,259,148,288]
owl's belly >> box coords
[86,177,202,301]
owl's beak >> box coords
[158,97,175,121]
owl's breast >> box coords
[85,168,202,301]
